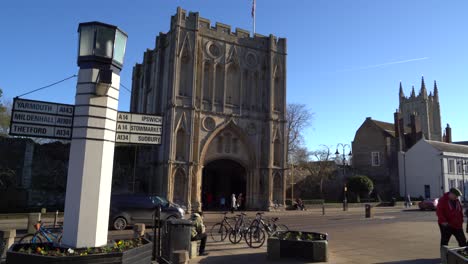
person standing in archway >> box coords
[238,193,244,211]
[231,193,237,213]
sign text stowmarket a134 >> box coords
[9,98,74,139]
[115,111,163,145]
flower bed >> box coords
[447,247,468,264]
[267,231,328,262]
[6,237,152,264]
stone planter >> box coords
[447,247,468,264]
[267,231,328,262]
[6,238,153,264]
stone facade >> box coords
[130,8,288,211]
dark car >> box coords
[418,198,439,211]
[109,194,185,230]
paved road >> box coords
[191,207,453,264]
[1,206,460,263]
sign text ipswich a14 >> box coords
[115,112,162,145]
[9,98,74,139]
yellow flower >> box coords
[118,240,123,245]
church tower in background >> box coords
[398,76,442,141]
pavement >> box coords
[189,206,454,264]
[1,205,462,263]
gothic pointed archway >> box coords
[195,120,257,210]
[202,159,246,210]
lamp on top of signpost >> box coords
[77,22,128,96]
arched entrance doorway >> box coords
[202,159,246,210]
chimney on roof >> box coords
[394,110,400,138]
[445,124,452,143]
[410,113,422,144]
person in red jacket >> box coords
[436,188,466,247]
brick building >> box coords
[352,77,444,197]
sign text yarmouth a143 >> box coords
[9,98,74,139]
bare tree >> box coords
[299,145,337,199]
[0,88,12,135]
[286,103,313,164]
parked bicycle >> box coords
[209,212,238,242]
[245,212,288,248]
[18,221,63,244]
[228,213,251,244]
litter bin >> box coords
[161,219,192,262]
[365,204,372,218]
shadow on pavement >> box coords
[374,258,440,264]
[197,252,324,264]
[402,209,434,212]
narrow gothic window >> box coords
[215,64,224,103]
[176,129,186,160]
[225,133,232,153]
[203,62,212,102]
[274,139,281,166]
[179,54,192,97]
[173,169,185,205]
[274,76,281,111]
[217,136,223,153]
[226,65,240,106]
[232,138,239,154]
[273,173,282,203]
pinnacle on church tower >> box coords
[399,81,405,98]
[434,80,439,101]
[411,85,416,98]
[420,76,427,98]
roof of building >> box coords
[367,118,411,137]
[426,140,468,155]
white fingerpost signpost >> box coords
[62,22,128,248]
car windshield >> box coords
[151,196,169,207]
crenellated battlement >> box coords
[170,7,286,53]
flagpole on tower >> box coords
[252,0,256,35]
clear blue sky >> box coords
[1,0,468,151]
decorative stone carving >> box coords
[245,51,258,69]
[205,41,222,59]
[202,116,216,131]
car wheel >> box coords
[113,217,127,230]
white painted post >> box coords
[61,68,121,248]
[61,22,127,248]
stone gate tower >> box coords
[399,76,442,141]
[130,8,288,211]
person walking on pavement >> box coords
[231,193,237,213]
[436,188,467,247]
[191,211,208,256]
[220,196,226,210]
[405,194,412,208]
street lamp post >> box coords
[336,143,352,211]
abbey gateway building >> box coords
[130,8,288,211]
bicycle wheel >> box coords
[244,226,266,248]
[273,224,289,233]
[228,229,243,244]
[18,234,43,244]
[210,223,228,242]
